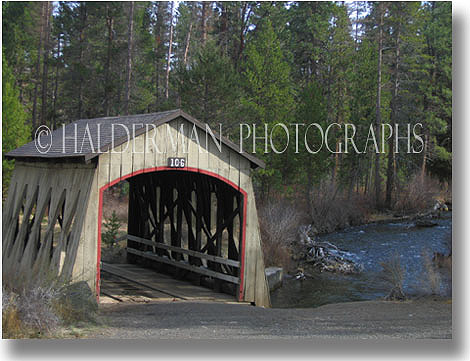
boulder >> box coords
[265,267,283,292]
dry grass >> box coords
[380,253,406,300]
[2,291,24,338]
[258,198,303,272]
[421,248,442,295]
[308,182,371,234]
[2,285,60,338]
[2,278,98,339]
[415,248,452,297]
[393,174,441,215]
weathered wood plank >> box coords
[154,123,168,168]
[109,144,122,183]
[166,119,179,160]
[240,171,256,303]
[132,132,146,174]
[98,150,111,188]
[127,247,240,284]
[120,138,133,178]
[144,126,157,171]
[127,234,240,267]
[196,125,209,173]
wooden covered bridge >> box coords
[3,109,270,307]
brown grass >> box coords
[421,248,442,295]
[393,174,441,215]
[380,253,406,300]
[308,182,371,234]
[2,278,98,338]
[416,248,452,297]
[2,291,24,338]
[258,198,303,272]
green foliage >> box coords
[101,211,122,248]
[241,18,296,196]
[1,1,451,205]
[2,53,31,195]
[175,40,242,131]
[295,81,331,185]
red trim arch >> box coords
[96,167,247,302]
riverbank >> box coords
[82,297,451,339]
[272,212,452,308]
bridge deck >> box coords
[100,263,242,304]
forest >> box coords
[2,1,452,212]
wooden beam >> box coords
[127,234,240,267]
[126,247,240,284]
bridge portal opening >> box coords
[98,170,245,302]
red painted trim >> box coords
[96,166,247,302]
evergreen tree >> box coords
[2,54,31,195]
[241,18,295,196]
[175,40,242,131]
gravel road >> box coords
[87,298,452,339]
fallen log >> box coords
[415,219,438,228]
[297,225,363,275]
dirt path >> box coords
[85,298,452,339]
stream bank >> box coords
[270,212,452,308]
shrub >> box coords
[415,248,452,297]
[53,281,98,325]
[2,285,60,338]
[393,173,441,215]
[258,198,302,271]
[420,248,442,296]
[308,181,371,234]
[2,279,98,338]
[380,253,406,300]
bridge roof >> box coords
[6,109,265,169]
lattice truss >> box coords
[126,171,244,289]
[2,163,94,286]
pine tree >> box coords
[418,1,452,182]
[241,18,295,196]
[2,54,31,195]
[175,40,242,131]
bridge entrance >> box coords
[98,169,246,302]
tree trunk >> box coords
[165,1,174,100]
[154,2,164,109]
[201,2,208,45]
[220,2,228,55]
[385,19,401,209]
[32,2,46,133]
[375,3,384,209]
[77,3,87,119]
[40,1,52,126]
[236,3,251,67]
[52,32,61,130]
[124,1,135,115]
[183,20,193,66]
[104,3,114,117]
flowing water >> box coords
[270,213,452,308]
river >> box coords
[270,213,452,308]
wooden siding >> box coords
[3,116,270,307]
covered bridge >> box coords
[3,109,270,307]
